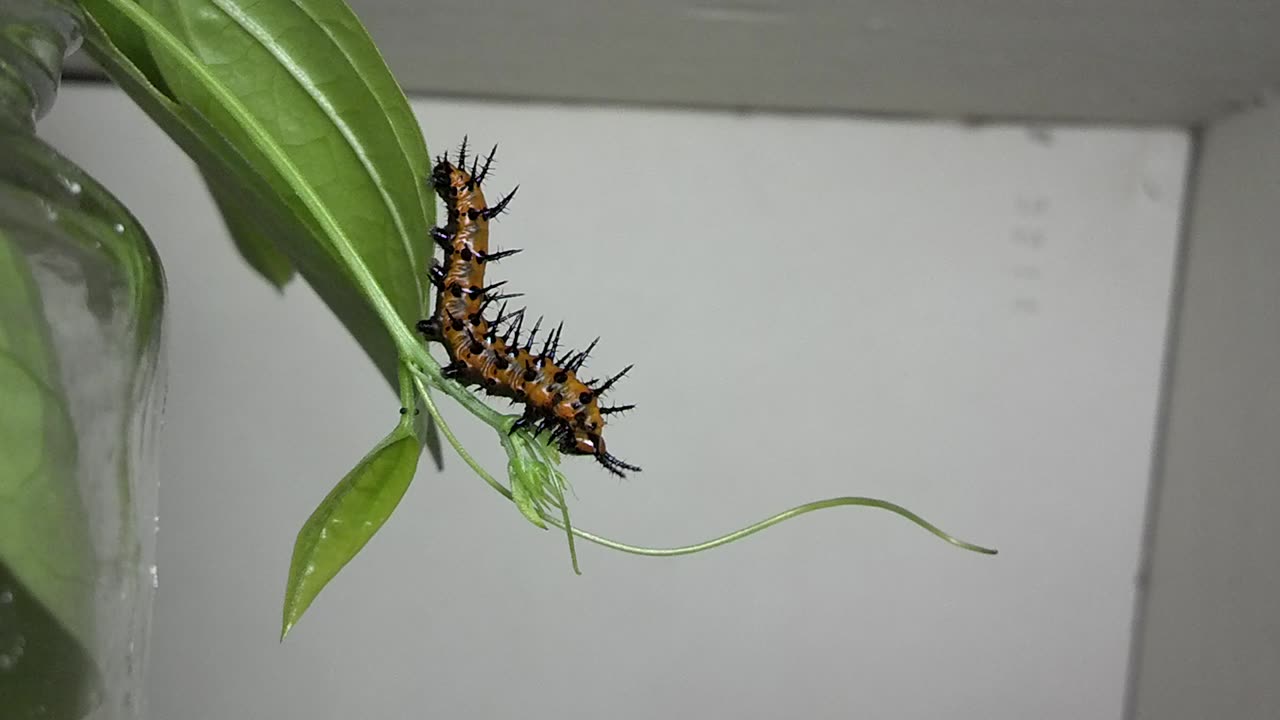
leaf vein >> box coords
[210,0,424,315]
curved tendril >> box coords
[409,368,997,559]
[543,497,997,557]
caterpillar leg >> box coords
[416,318,441,340]
[441,360,469,380]
[509,408,539,436]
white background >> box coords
[43,85,1186,720]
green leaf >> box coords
[504,427,559,530]
[0,561,99,719]
[135,0,433,324]
[0,228,93,654]
[508,455,548,530]
[78,0,434,379]
[79,7,449,629]
[0,226,100,716]
[500,423,581,573]
[202,171,295,289]
[281,421,421,639]
[80,0,444,454]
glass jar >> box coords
[0,1,165,718]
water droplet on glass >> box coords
[67,180,82,195]
[113,223,126,234]
[149,564,158,589]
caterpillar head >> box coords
[567,429,641,478]
[430,160,469,197]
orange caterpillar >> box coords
[416,140,640,477]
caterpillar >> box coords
[416,139,641,478]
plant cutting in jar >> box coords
[1,3,998,715]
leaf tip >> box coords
[280,594,310,642]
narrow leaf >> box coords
[281,423,421,639]
[508,456,548,529]
[500,423,582,572]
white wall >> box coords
[41,85,1187,720]
[1128,100,1280,720]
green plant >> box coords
[73,0,996,641]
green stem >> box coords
[410,354,506,427]
[396,364,415,412]
[410,372,511,499]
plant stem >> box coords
[410,372,512,500]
